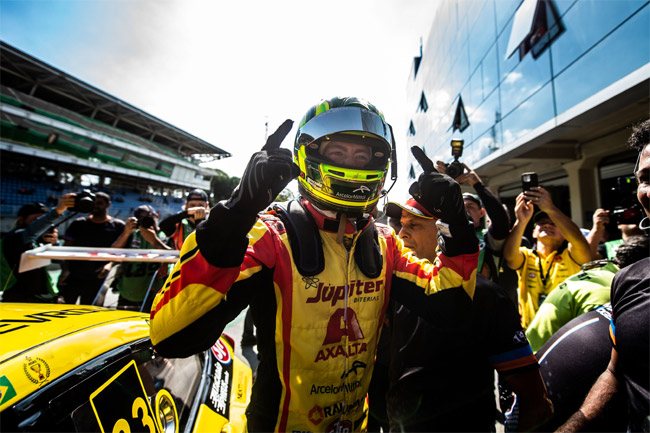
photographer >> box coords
[1,194,75,303]
[159,189,209,250]
[112,205,171,310]
[503,187,592,328]
[587,204,644,260]
[59,191,125,305]
[435,161,512,289]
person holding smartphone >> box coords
[502,176,592,328]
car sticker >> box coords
[210,339,232,364]
[23,356,51,386]
[206,339,234,419]
[0,375,17,406]
[90,360,161,433]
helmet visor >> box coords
[297,106,393,151]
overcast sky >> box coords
[1,0,439,203]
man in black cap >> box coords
[59,192,125,304]
[374,194,552,432]
[159,189,209,250]
[503,187,591,328]
[1,194,75,302]
[111,204,171,310]
[436,162,512,292]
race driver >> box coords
[150,97,479,432]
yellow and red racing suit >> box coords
[150,200,478,432]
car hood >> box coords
[0,304,150,411]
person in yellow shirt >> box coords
[503,186,591,328]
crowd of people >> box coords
[1,188,210,309]
[1,96,648,432]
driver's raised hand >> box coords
[409,146,466,223]
[226,119,300,216]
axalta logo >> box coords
[315,308,368,362]
[306,280,383,306]
[353,185,371,193]
[310,380,362,395]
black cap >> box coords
[134,204,157,217]
[18,202,48,219]
[462,193,482,208]
[533,211,550,224]
[186,189,208,202]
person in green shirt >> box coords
[111,205,171,310]
[526,235,649,352]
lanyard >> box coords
[534,251,554,289]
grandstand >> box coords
[0,41,230,232]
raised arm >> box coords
[503,193,532,270]
[586,209,609,260]
[528,187,592,265]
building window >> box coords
[451,95,470,133]
[413,40,423,79]
[408,121,416,136]
[505,0,563,61]
[418,92,429,112]
[408,164,416,179]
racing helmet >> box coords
[294,96,395,214]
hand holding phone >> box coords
[521,172,538,193]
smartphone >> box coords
[521,172,538,193]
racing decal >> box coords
[323,309,364,344]
[0,307,103,334]
[341,361,367,379]
[325,419,353,433]
[0,376,17,405]
[315,308,367,362]
[206,342,233,419]
[319,398,364,419]
[90,360,161,433]
[306,280,383,306]
[211,339,232,364]
[23,356,50,386]
[310,380,362,395]
[303,276,319,290]
[308,405,325,425]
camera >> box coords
[442,139,464,178]
[611,203,643,225]
[134,205,156,229]
[71,190,96,213]
[137,215,156,229]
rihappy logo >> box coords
[211,339,232,364]
[315,308,367,362]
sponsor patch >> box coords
[211,339,232,364]
[309,405,325,425]
[310,380,362,395]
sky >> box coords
[0,0,439,203]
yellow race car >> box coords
[0,303,252,432]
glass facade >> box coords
[406,0,650,175]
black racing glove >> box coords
[408,146,477,257]
[408,146,466,222]
[196,120,300,267]
[226,119,300,215]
